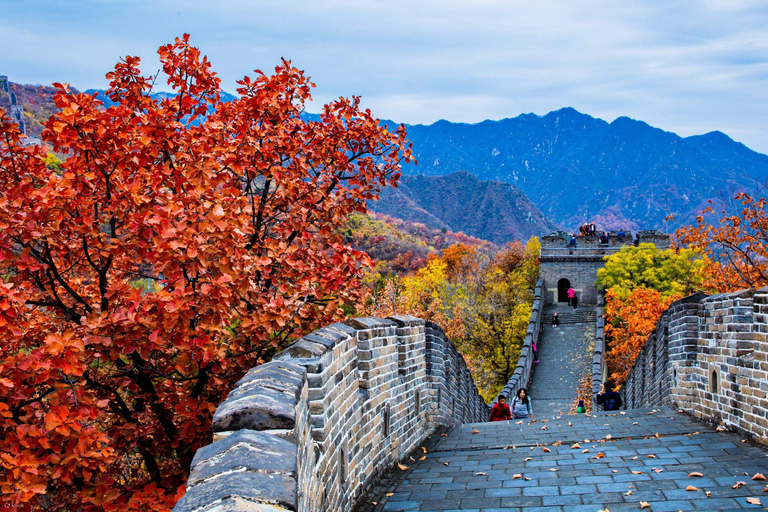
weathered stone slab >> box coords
[188,429,297,486]
[173,472,297,512]
[233,362,306,401]
[200,498,291,512]
[212,386,297,432]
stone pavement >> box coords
[528,304,595,415]
[360,406,768,511]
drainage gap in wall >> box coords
[382,402,391,438]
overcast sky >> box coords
[3,0,768,152]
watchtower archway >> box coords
[557,278,571,303]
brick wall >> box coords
[172,315,488,512]
[621,288,768,445]
[494,279,543,403]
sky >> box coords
[3,0,768,152]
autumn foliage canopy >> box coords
[0,36,411,509]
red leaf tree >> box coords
[0,35,412,510]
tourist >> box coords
[634,233,640,247]
[569,235,577,246]
[576,399,586,413]
[567,286,575,307]
[552,312,559,327]
[489,395,512,421]
[572,291,578,311]
[596,380,622,411]
[511,388,533,420]
[532,341,539,364]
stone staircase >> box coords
[528,304,596,416]
[363,406,768,511]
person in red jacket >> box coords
[489,395,512,421]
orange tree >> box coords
[596,243,710,384]
[677,190,768,291]
[0,35,411,510]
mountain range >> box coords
[390,108,768,231]
[5,78,768,240]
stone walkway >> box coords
[528,304,596,415]
[361,407,768,511]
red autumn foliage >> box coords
[0,35,411,509]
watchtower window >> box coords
[710,369,719,394]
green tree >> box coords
[596,243,709,300]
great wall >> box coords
[172,230,768,511]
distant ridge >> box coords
[369,171,559,244]
[389,108,768,230]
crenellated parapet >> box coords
[173,315,488,512]
[621,287,768,444]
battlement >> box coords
[173,316,487,512]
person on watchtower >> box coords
[596,380,622,411]
[511,388,533,420]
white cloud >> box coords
[2,0,768,152]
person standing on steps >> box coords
[596,380,622,411]
[567,286,575,308]
[489,395,512,421]
[511,388,533,420]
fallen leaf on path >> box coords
[685,485,699,491]
[524,457,532,462]
[630,456,638,460]
[421,446,427,453]
[752,473,766,481]
[632,422,639,425]
[763,485,768,493]
[640,501,650,509]
[733,481,747,489]
[386,493,393,497]
[746,497,762,505]
[548,468,558,472]
[705,491,711,497]
[716,426,727,432]
[646,454,657,459]
[516,420,524,424]
[443,462,450,466]
[524,477,531,481]
[689,472,703,477]
[419,456,426,460]
[582,449,590,453]
[632,471,645,475]
[593,452,606,459]
[397,463,408,470]
[512,474,522,479]
[606,434,613,440]
[409,456,414,461]
[542,447,551,452]
[541,426,548,430]
[625,490,632,496]
[472,429,480,434]
[571,443,581,449]
[475,472,487,476]
[441,433,448,437]
[552,440,562,446]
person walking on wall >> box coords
[596,380,623,411]
[533,341,539,364]
[511,388,533,420]
[489,395,512,421]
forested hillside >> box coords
[369,171,559,244]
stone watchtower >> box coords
[539,229,671,305]
[0,75,26,135]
